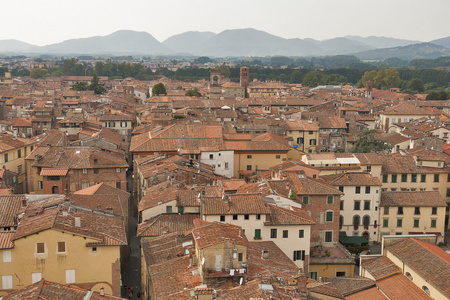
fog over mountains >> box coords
[0,28,449,60]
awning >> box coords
[339,232,368,244]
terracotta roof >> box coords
[320,172,382,186]
[201,193,271,215]
[236,181,272,196]
[137,213,198,237]
[192,221,248,249]
[380,102,436,116]
[308,282,343,299]
[321,276,376,297]
[40,168,69,176]
[0,231,14,249]
[345,286,388,300]
[219,179,246,191]
[265,205,315,226]
[385,238,450,298]
[376,274,432,299]
[139,183,179,212]
[176,186,221,207]
[380,155,449,174]
[361,256,401,280]
[1,279,125,299]
[0,195,25,227]
[380,191,446,207]
[283,172,343,195]
[286,119,319,131]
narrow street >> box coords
[121,169,141,299]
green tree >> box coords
[185,88,202,97]
[357,70,377,87]
[407,78,424,93]
[426,91,449,100]
[30,68,46,79]
[88,73,106,94]
[350,130,393,153]
[303,71,321,87]
[216,64,230,78]
[71,81,89,91]
[290,70,304,83]
[152,83,167,96]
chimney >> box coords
[262,249,269,259]
[75,217,81,227]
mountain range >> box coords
[0,28,449,60]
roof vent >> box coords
[262,249,269,259]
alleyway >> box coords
[121,170,141,299]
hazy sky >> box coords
[3,0,449,46]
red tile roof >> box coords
[361,256,401,280]
[380,191,446,207]
[376,274,432,299]
[0,231,14,249]
[40,168,69,176]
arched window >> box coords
[422,286,430,295]
[363,215,370,230]
[353,215,360,230]
[405,272,413,281]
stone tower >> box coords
[240,66,249,98]
[209,69,222,99]
[365,81,373,99]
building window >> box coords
[82,168,87,174]
[92,247,97,253]
[326,211,333,222]
[2,250,11,263]
[397,219,402,228]
[433,174,440,182]
[422,286,431,296]
[432,207,437,215]
[17,165,22,174]
[401,174,407,182]
[309,272,318,280]
[120,121,127,127]
[310,139,316,145]
[93,169,99,174]
[421,174,426,182]
[116,168,121,173]
[254,229,261,239]
[115,181,121,189]
[270,229,277,238]
[325,231,333,242]
[220,215,225,222]
[233,214,238,220]
[31,273,41,284]
[299,229,304,238]
[355,186,361,194]
[65,269,76,284]
[302,196,309,205]
[339,186,344,192]
[431,219,437,228]
[166,206,172,213]
[326,195,333,204]
[383,219,389,227]
[246,165,252,170]
[397,207,403,215]
[293,250,305,261]
[108,122,115,127]
[238,253,243,262]
[411,174,417,182]
[365,186,371,194]
[36,242,45,254]
[57,242,66,253]
[392,174,397,183]
[18,149,21,158]
[414,207,420,215]
[276,155,281,159]
[353,215,360,227]
[447,189,450,197]
[382,174,388,183]
[283,230,288,238]
[225,162,229,169]
[340,201,344,210]
[247,155,252,159]
[256,214,261,220]
[81,182,89,189]
[209,154,213,159]
[354,201,361,210]
[413,219,419,228]
[2,275,12,289]
[244,214,249,220]
[364,201,370,210]
[4,153,8,163]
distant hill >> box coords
[0,39,38,52]
[345,36,419,49]
[163,31,216,55]
[353,43,450,61]
[429,36,450,49]
[35,30,171,55]
[1,29,449,60]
